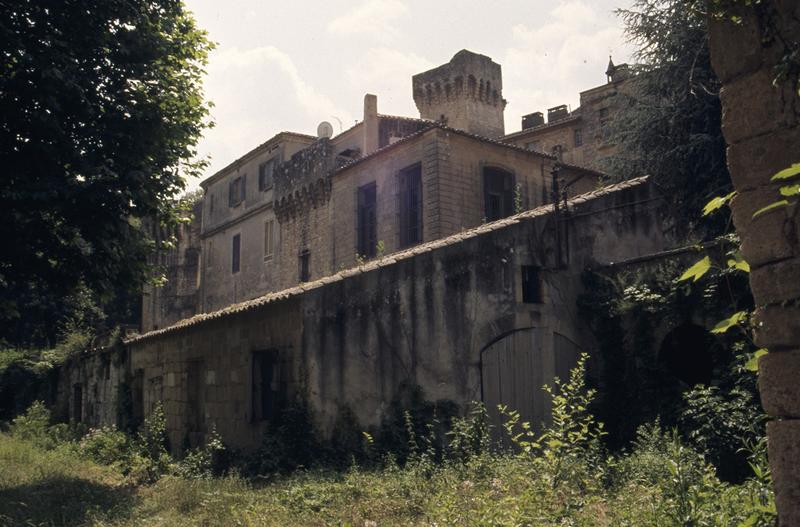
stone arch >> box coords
[658,323,717,386]
[467,75,477,98]
[454,76,464,96]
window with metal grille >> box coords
[231,234,241,274]
[521,265,543,303]
[574,128,583,147]
[357,182,377,258]
[483,167,514,221]
[399,164,422,247]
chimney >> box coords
[547,104,569,122]
[521,112,544,130]
[363,94,379,155]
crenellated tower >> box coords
[413,49,506,138]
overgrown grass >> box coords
[0,355,776,526]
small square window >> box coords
[521,266,542,303]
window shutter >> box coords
[240,175,246,202]
[229,180,234,207]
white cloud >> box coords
[327,0,408,40]
[193,46,353,180]
[501,1,635,133]
[344,48,434,116]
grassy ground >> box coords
[0,431,774,527]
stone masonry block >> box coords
[708,11,764,83]
[730,188,799,267]
[726,125,800,190]
[720,68,798,145]
[759,349,800,418]
[767,419,800,526]
[750,258,800,305]
[753,305,800,350]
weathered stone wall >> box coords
[141,200,202,332]
[708,3,800,523]
[127,177,668,451]
[54,345,129,428]
[413,50,506,138]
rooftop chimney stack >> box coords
[363,93,378,155]
[521,112,544,130]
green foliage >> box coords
[446,402,492,464]
[679,256,712,282]
[245,396,320,476]
[175,426,229,479]
[608,0,731,238]
[80,425,133,466]
[0,0,214,347]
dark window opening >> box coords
[483,167,514,221]
[73,384,83,422]
[399,164,422,247]
[357,182,377,258]
[232,234,241,274]
[574,128,583,147]
[252,350,281,422]
[299,250,310,282]
[521,266,543,303]
[229,175,246,207]
[659,324,717,386]
[258,159,275,191]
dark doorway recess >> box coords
[659,323,717,386]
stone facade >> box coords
[503,59,633,170]
[126,177,668,451]
[707,3,800,524]
[413,50,506,138]
[67,50,685,457]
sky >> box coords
[183,0,638,188]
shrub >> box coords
[175,426,228,479]
[80,425,133,466]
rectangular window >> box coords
[574,128,583,147]
[231,234,241,274]
[206,239,214,269]
[229,176,246,207]
[399,164,422,247]
[258,159,275,191]
[252,350,280,422]
[483,167,514,221]
[521,266,543,303]
[357,182,377,258]
[299,250,310,282]
[73,384,83,422]
[263,220,274,262]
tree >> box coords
[606,0,730,238]
[0,0,213,345]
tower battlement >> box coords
[412,50,506,138]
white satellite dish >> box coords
[317,121,334,139]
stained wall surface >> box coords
[127,177,668,451]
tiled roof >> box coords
[200,131,317,189]
[331,120,606,179]
[126,176,650,344]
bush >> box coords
[80,425,133,466]
[175,426,228,479]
